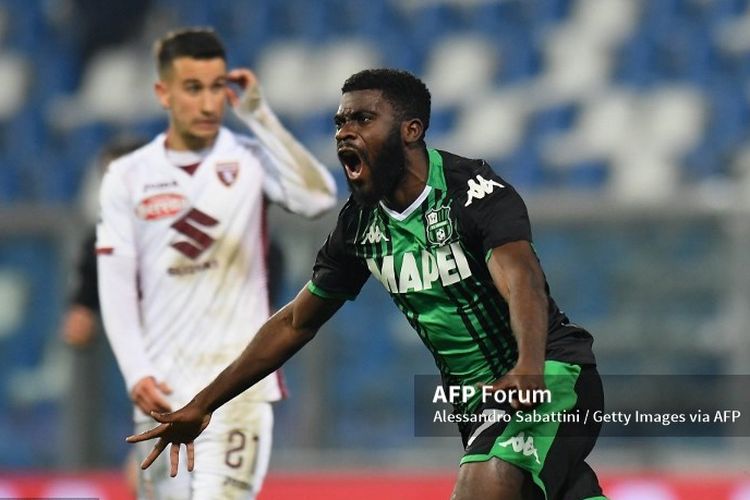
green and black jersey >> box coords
[308,149,596,413]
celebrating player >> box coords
[96,28,336,499]
[126,68,606,500]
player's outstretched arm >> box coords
[126,287,344,475]
[482,240,549,410]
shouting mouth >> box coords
[338,147,364,180]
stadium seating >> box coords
[13,16,742,227]
[1,0,746,202]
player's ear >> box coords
[154,80,170,110]
[402,118,424,145]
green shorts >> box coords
[461,360,607,500]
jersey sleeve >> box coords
[237,116,337,219]
[308,204,370,301]
[96,164,160,391]
[456,160,532,256]
[96,163,136,257]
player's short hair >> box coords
[342,68,431,140]
[154,27,226,76]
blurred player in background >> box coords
[96,27,336,499]
[60,137,146,489]
[62,137,147,348]
[126,68,606,499]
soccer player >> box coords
[127,69,606,500]
[62,137,147,348]
[97,28,336,499]
[61,137,146,486]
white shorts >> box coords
[134,400,273,500]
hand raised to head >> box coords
[226,68,262,112]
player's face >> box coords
[156,57,228,150]
[335,89,406,207]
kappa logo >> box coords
[361,221,389,244]
[497,432,540,464]
[464,175,504,207]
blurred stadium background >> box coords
[2,0,750,498]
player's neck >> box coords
[382,147,429,212]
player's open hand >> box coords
[226,68,262,112]
[125,405,212,477]
[480,362,546,412]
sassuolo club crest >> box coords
[425,205,453,246]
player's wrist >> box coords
[190,392,215,415]
[514,355,545,374]
[234,82,268,117]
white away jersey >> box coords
[97,127,328,415]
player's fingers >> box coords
[227,68,255,86]
[226,87,239,107]
[513,399,535,411]
[68,331,92,347]
[126,422,170,443]
[134,397,154,417]
[186,441,195,472]
[510,387,540,411]
[63,329,83,346]
[158,381,173,395]
[474,380,495,391]
[133,387,163,415]
[170,442,180,477]
[479,377,510,393]
[226,71,246,89]
[149,410,177,424]
[141,438,167,469]
[150,392,173,413]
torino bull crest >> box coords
[216,161,239,186]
